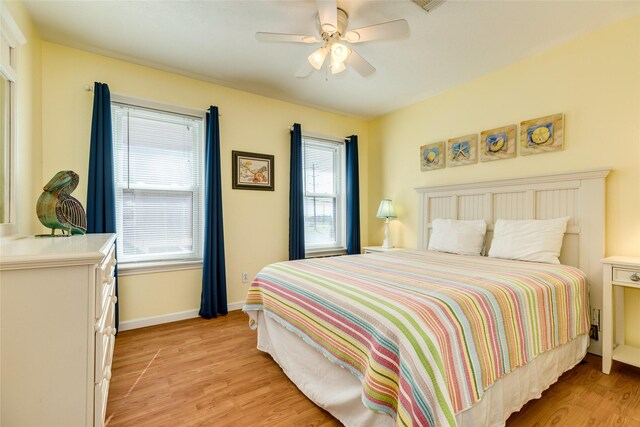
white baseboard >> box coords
[227,301,244,311]
[118,301,245,332]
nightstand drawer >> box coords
[613,268,640,286]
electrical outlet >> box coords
[591,308,600,329]
[242,272,249,283]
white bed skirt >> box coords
[254,311,588,427]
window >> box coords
[0,70,11,224]
[112,102,204,265]
[0,5,25,237]
[302,136,346,254]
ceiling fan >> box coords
[256,0,410,78]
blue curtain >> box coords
[346,135,361,255]
[199,106,228,318]
[87,82,119,330]
[289,123,305,260]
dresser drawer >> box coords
[95,332,115,385]
[95,246,116,320]
[613,268,640,286]
[99,244,116,279]
[94,377,110,427]
[95,298,116,383]
[97,278,116,324]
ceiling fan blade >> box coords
[345,49,375,77]
[344,19,409,43]
[295,61,315,78]
[256,32,319,43]
[316,0,338,33]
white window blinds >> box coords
[112,103,204,263]
[302,137,346,251]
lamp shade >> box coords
[308,47,328,70]
[330,43,350,63]
[376,199,397,219]
[330,56,346,74]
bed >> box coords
[243,169,609,426]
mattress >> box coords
[243,250,590,426]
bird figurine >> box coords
[36,171,87,236]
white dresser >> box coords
[0,233,117,427]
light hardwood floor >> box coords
[106,311,640,427]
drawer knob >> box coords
[631,273,640,282]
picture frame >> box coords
[520,113,564,156]
[232,151,274,191]
[480,124,516,162]
[420,141,445,171]
[446,134,478,167]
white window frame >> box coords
[0,3,25,237]
[111,94,206,275]
[302,134,347,257]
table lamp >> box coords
[376,199,397,249]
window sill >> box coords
[118,259,203,276]
[305,248,348,258]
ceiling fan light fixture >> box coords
[330,42,350,63]
[330,62,346,75]
[308,47,328,70]
[330,56,346,74]
[344,31,360,43]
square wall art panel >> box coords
[420,141,445,171]
[446,134,478,167]
[480,124,516,162]
[520,113,564,155]
[232,150,275,191]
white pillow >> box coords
[488,217,570,264]
[428,219,487,256]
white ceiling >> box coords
[23,0,640,118]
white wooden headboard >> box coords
[416,168,610,355]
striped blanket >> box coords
[243,250,589,426]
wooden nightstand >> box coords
[363,246,403,254]
[602,256,640,374]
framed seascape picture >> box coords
[480,124,516,162]
[232,151,274,191]
[446,134,478,167]
[520,113,564,156]
[420,141,445,171]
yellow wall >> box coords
[4,0,42,235]
[369,16,640,345]
[117,269,202,322]
[39,42,370,321]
